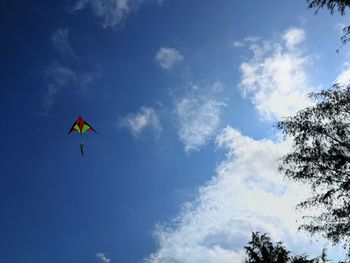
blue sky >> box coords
[1,0,350,262]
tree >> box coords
[306,0,350,49]
[307,0,350,14]
[320,248,332,263]
[277,84,350,246]
[292,255,320,263]
[244,232,290,263]
[244,232,321,263]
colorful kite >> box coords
[68,116,97,156]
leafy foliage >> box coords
[244,232,290,263]
[244,232,325,263]
[307,0,350,15]
[277,85,350,245]
[306,0,350,49]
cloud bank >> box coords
[146,127,329,263]
[146,27,344,263]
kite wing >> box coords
[81,120,97,134]
[68,116,97,134]
[68,121,80,134]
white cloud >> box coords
[175,82,226,153]
[119,107,162,138]
[96,252,111,263]
[51,28,75,57]
[232,37,260,48]
[146,127,340,263]
[239,28,313,121]
[232,41,244,48]
[155,47,184,70]
[283,28,305,50]
[243,36,260,43]
[335,65,350,85]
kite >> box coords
[68,116,97,156]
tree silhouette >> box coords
[244,232,290,263]
[306,0,350,49]
[277,85,350,246]
[307,0,350,14]
[244,232,322,263]
[291,255,318,263]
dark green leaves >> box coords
[244,232,324,263]
[306,0,350,49]
[277,85,350,245]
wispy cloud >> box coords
[231,37,260,48]
[51,28,75,57]
[283,28,305,50]
[155,47,184,70]
[70,0,162,28]
[232,41,244,48]
[71,0,130,28]
[119,107,162,138]
[146,127,338,263]
[43,63,77,113]
[174,82,226,153]
[96,252,111,263]
[239,28,313,121]
[42,63,98,114]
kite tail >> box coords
[79,132,84,157]
[80,142,84,157]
